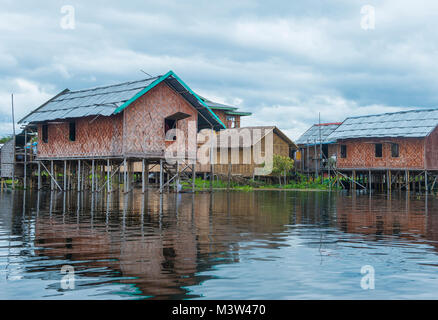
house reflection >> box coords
[1,189,437,299]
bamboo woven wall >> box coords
[123,82,198,157]
[37,114,123,158]
[425,127,438,170]
[336,137,425,169]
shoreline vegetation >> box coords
[181,176,339,192]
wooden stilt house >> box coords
[326,108,438,192]
[18,70,228,192]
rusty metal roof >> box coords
[19,71,226,130]
[296,123,341,145]
[327,108,438,140]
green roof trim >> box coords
[169,71,226,129]
[208,105,237,111]
[113,70,226,129]
[225,111,252,116]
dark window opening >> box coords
[42,124,48,143]
[164,118,177,141]
[69,121,76,142]
[322,144,329,159]
[340,145,347,158]
[375,143,383,158]
[391,143,399,158]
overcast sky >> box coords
[1,0,438,139]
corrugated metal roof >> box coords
[19,71,227,130]
[19,78,158,124]
[327,108,438,140]
[296,123,341,145]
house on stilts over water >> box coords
[325,108,438,192]
[18,70,255,193]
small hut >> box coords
[295,123,341,176]
[203,126,297,179]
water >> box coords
[1,189,438,299]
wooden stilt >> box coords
[107,159,111,193]
[63,160,67,192]
[192,163,196,193]
[369,170,372,193]
[141,159,145,193]
[50,160,54,191]
[145,160,149,191]
[123,158,127,193]
[388,170,392,192]
[91,160,95,192]
[425,171,428,193]
[37,161,41,190]
[159,159,164,193]
[77,160,81,192]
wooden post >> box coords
[388,170,391,192]
[425,171,428,193]
[176,160,180,193]
[142,159,145,193]
[50,160,54,191]
[124,158,127,193]
[145,160,149,190]
[192,163,196,193]
[91,160,95,192]
[77,160,81,192]
[63,160,67,192]
[406,170,410,192]
[159,159,164,193]
[107,159,111,193]
[369,170,372,193]
[37,161,41,190]
[352,170,356,190]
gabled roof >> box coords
[19,71,226,130]
[296,123,342,146]
[215,126,297,149]
[327,108,438,140]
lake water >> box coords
[1,189,438,299]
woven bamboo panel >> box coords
[425,127,438,170]
[123,82,198,156]
[37,114,123,158]
[336,138,424,169]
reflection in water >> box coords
[1,189,438,299]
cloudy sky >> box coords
[1,0,438,139]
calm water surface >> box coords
[1,189,438,299]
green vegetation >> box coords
[272,155,294,185]
[181,174,340,192]
[181,177,254,191]
[0,136,12,144]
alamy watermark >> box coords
[360,265,375,290]
[60,5,75,30]
[361,5,375,30]
[60,265,75,290]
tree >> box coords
[272,155,294,185]
[0,136,12,144]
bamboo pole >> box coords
[77,160,81,192]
